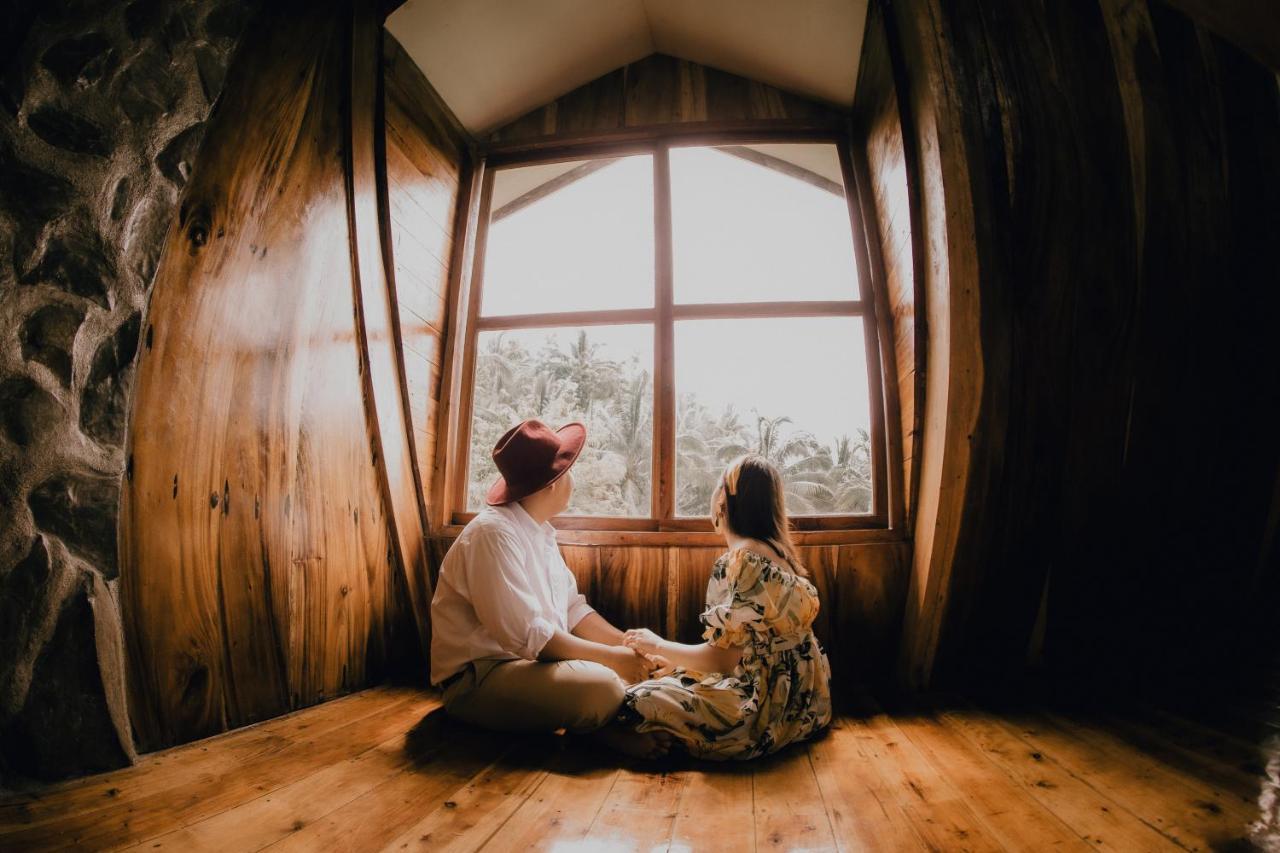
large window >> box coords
[456,137,888,531]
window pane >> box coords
[670,144,859,304]
[674,317,872,516]
[482,156,654,316]
[468,325,654,516]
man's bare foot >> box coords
[587,724,675,759]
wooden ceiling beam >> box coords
[718,145,844,196]
[490,158,618,222]
[1159,0,1280,72]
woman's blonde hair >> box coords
[711,455,807,577]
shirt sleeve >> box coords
[560,554,595,629]
[462,527,557,660]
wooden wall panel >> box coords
[121,4,401,751]
[797,546,839,662]
[879,0,1280,693]
[595,547,668,636]
[352,4,434,673]
[486,54,846,146]
[558,545,598,603]
[853,2,923,528]
[382,33,466,520]
[427,536,909,695]
[833,542,910,685]
[669,547,722,644]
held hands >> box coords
[604,645,676,684]
[606,646,656,684]
[622,627,663,656]
[642,652,677,679]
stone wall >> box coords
[0,0,255,784]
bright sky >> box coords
[670,146,860,303]
[479,145,871,448]
[676,316,869,449]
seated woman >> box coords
[620,455,833,760]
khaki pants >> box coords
[442,658,626,733]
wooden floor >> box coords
[0,684,1271,851]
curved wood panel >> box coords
[349,6,434,652]
[121,3,400,751]
[382,33,466,524]
[883,0,1280,691]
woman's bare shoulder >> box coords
[731,539,787,566]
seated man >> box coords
[430,418,670,756]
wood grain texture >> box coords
[854,1,925,531]
[595,547,668,637]
[1158,0,1280,72]
[878,0,986,691]
[382,32,467,517]
[486,54,847,147]
[119,2,424,752]
[4,685,1268,851]
[350,1,434,673]
[426,536,909,692]
[878,0,1280,693]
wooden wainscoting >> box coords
[428,538,911,689]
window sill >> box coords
[437,513,902,547]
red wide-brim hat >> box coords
[485,419,587,506]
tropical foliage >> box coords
[468,329,872,517]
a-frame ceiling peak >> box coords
[386,0,868,135]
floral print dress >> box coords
[622,548,833,760]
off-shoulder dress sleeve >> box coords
[700,549,771,649]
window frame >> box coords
[439,127,900,542]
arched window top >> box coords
[447,133,893,540]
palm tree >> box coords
[781,429,874,514]
[675,395,751,515]
[543,329,621,417]
[752,415,842,513]
[602,369,653,514]
[475,333,523,401]
[466,326,873,518]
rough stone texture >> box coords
[19,301,85,387]
[0,0,256,784]
[0,376,66,446]
[27,473,121,579]
[80,311,141,446]
[0,576,131,782]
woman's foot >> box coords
[587,723,675,759]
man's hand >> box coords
[604,646,656,684]
[622,627,663,656]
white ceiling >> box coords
[386,0,869,136]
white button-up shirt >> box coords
[429,502,595,685]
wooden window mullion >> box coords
[653,144,676,522]
[451,166,496,516]
[837,133,892,524]
[448,135,894,533]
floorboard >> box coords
[0,685,1269,852]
